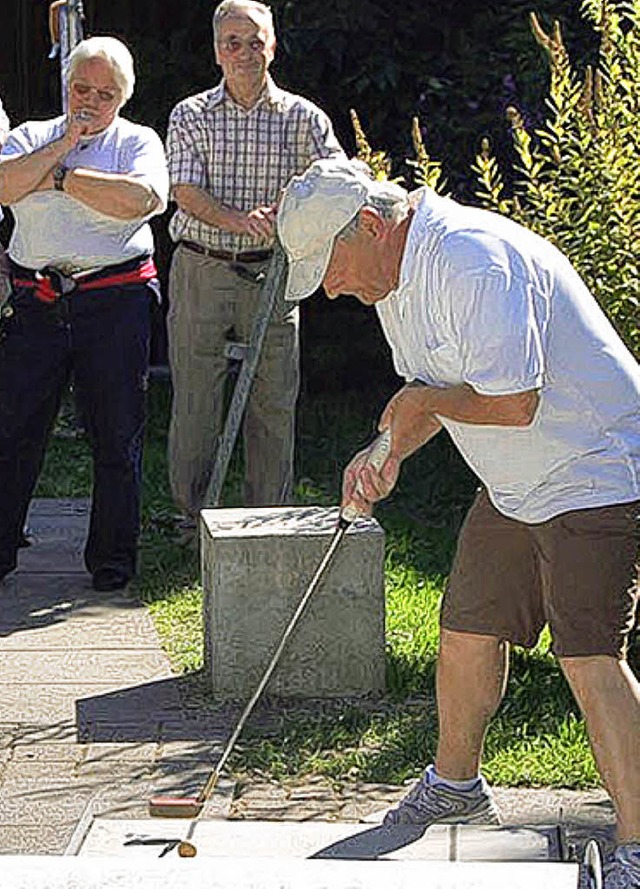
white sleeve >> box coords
[442,233,546,395]
[122,126,170,214]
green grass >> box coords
[34,374,638,790]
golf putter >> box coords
[148,430,392,856]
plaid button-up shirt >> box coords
[166,76,344,253]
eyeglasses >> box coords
[70,81,120,104]
[217,37,269,54]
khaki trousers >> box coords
[167,244,299,514]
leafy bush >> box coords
[473,0,639,358]
[350,1,638,358]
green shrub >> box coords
[473,0,639,358]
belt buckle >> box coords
[35,266,78,301]
[56,263,81,277]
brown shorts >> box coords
[441,490,639,658]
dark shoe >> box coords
[18,529,32,548]
[92,567,131,592]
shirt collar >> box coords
[210,75,287,112]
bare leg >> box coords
[435,628,510,780]
[560,655,640,844]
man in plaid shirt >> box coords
[165,0,344,521]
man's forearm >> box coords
[380,381,539,466]
[173,183,243,232]
[419,382,540,427]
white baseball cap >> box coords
[277,157,379,301]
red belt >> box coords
[14,258,158,304]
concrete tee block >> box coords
[200,506,386,700]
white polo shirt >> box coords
[376,189,640,522]
[1,115,169,272]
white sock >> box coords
[425,764,481,792]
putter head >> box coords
[148,796,203,818]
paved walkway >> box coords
[0,499,616,857]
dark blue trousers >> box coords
[0,281,152,580]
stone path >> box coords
[0,499,236,854]
[0,499,616,857]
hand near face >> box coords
[62,109,93,149]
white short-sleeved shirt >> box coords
[1,115,169,272]
[376,189,640,522]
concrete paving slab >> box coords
[0,583,79,629]
[16,498,90,575]
[0,772,159,826]
[1,760,83,784]
[158,740,223,760]
[0,650,173,683]
[9,742,85,763]
[82,743,160,765]
[0,825,76,856]
[1,579,159,644]
[21,513,88,534]
[0,614,164,649]
[77,819,566,862]
[0,683,174,724]
[0,787,90,828]
[0,856,582,889]
[7,576,143,610]
[28,499,91,518]
[0,721,78,745]
[76,680,237,743]
[16,543,86,574]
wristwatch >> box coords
[52,164,69,192]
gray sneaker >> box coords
[383,771,501,828]
[603,845,640,889]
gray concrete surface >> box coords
[201,507,386,699]
[0,499,616,860]
[78,820,567,861]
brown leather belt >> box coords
[179,240,272,263]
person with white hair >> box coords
[0,36,169,592]
[277,157,640,889]
[165,0,344,524]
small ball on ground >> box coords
[178,841,197,857]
